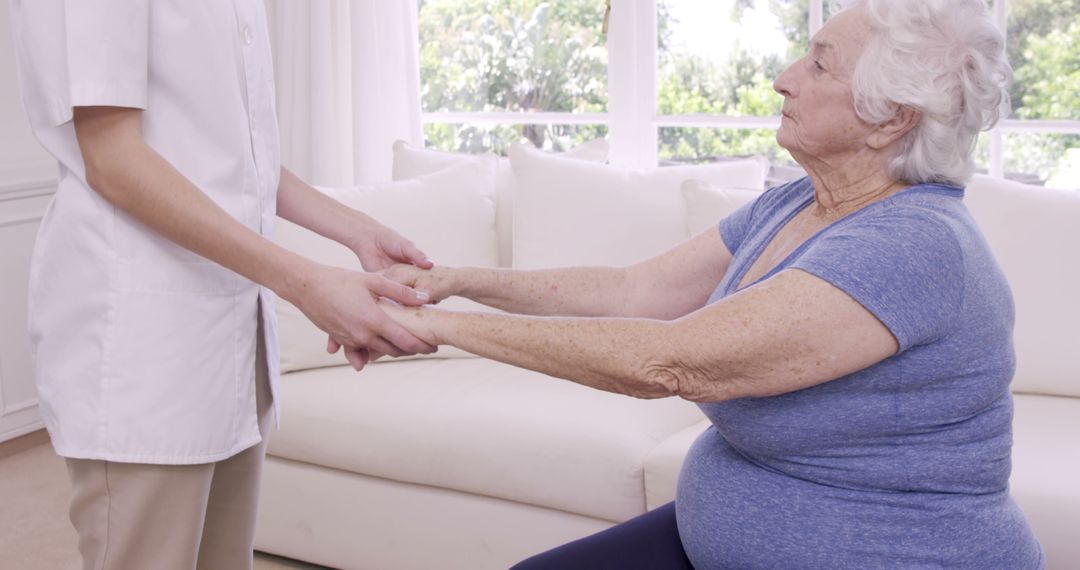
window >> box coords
[996,0,1079,187]
[656,0,807,184]
[418,0,609,154]
[419,0,1079,189]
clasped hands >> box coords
[287,221,449,371]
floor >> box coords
[0,438,329,569]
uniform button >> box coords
[241,25,254,46]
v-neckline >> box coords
[717,180,966,299]
[729,192,818,294]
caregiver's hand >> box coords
[347,218,433,273]
[288,263,436,370]
[381,264,457,304]
[337,220,433,367]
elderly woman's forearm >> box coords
[421,309,676,398]
[448,266,636,318]
[424,309,740,400]
[418,269,900,404]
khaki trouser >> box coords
[65,317,273,570]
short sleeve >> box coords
[718,197,757,254]
[719,177,813,256]
[789,208,965,352]
[60,0,150,124]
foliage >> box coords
[1007,0,1079,120]
[1005,0,1079,184]
[418,0,608,150]
[422,122,608,155]
[655,0,799,164]
[1012,12,1080,121]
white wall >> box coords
[0,0,58,442]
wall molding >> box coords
[0,184,55,203]
[0,160,49,444]
[0,212,44,229]
[0,158,58,201]
[0,417,44,445]
[1,397,38,417]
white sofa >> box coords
[254,143,1080,570]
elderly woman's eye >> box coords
[814,59,826,71]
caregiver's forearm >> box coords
[420,308,679,398]
[276,167,374,251]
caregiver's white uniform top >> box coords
[10,0,282,464]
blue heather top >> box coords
[675,177,1044,569]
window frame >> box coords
[420,0,1080,184]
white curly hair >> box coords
[836,0,1012,186]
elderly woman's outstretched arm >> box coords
[381,266,898,403]
[383,228,733,321]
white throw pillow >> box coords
[274,159,499,372]
[391,139,610,267]
[964,174,1080,398]
[509,143,768,269]
[680,179,764,236]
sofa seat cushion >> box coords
[268,359,706,522]
[643,419,711,510]
[1010,394,1080,568]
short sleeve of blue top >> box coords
[675,177,1044,569]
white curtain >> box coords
[265,0,424,187]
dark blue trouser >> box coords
[509,502,695,569]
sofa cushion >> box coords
[391,139,609,267]
[509,144,768,269]
[256,456,616,570]
[681,180,764,236]
[273,159,498,372]
[1010,394,1080,569]
[268,358,706,522]
[964,175,1080,397]
[643,419,710,510]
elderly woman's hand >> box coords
[377,299,444,347]
[381,264,459,305]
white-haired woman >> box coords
[380,0,1044,567]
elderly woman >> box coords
[377,0,1044,567]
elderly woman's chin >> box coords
[774,126,792,153]
[774,124,803,161]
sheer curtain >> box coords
[264,0,424,187]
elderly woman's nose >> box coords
[773,65,796,97]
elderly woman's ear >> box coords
[867,105,922,150]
